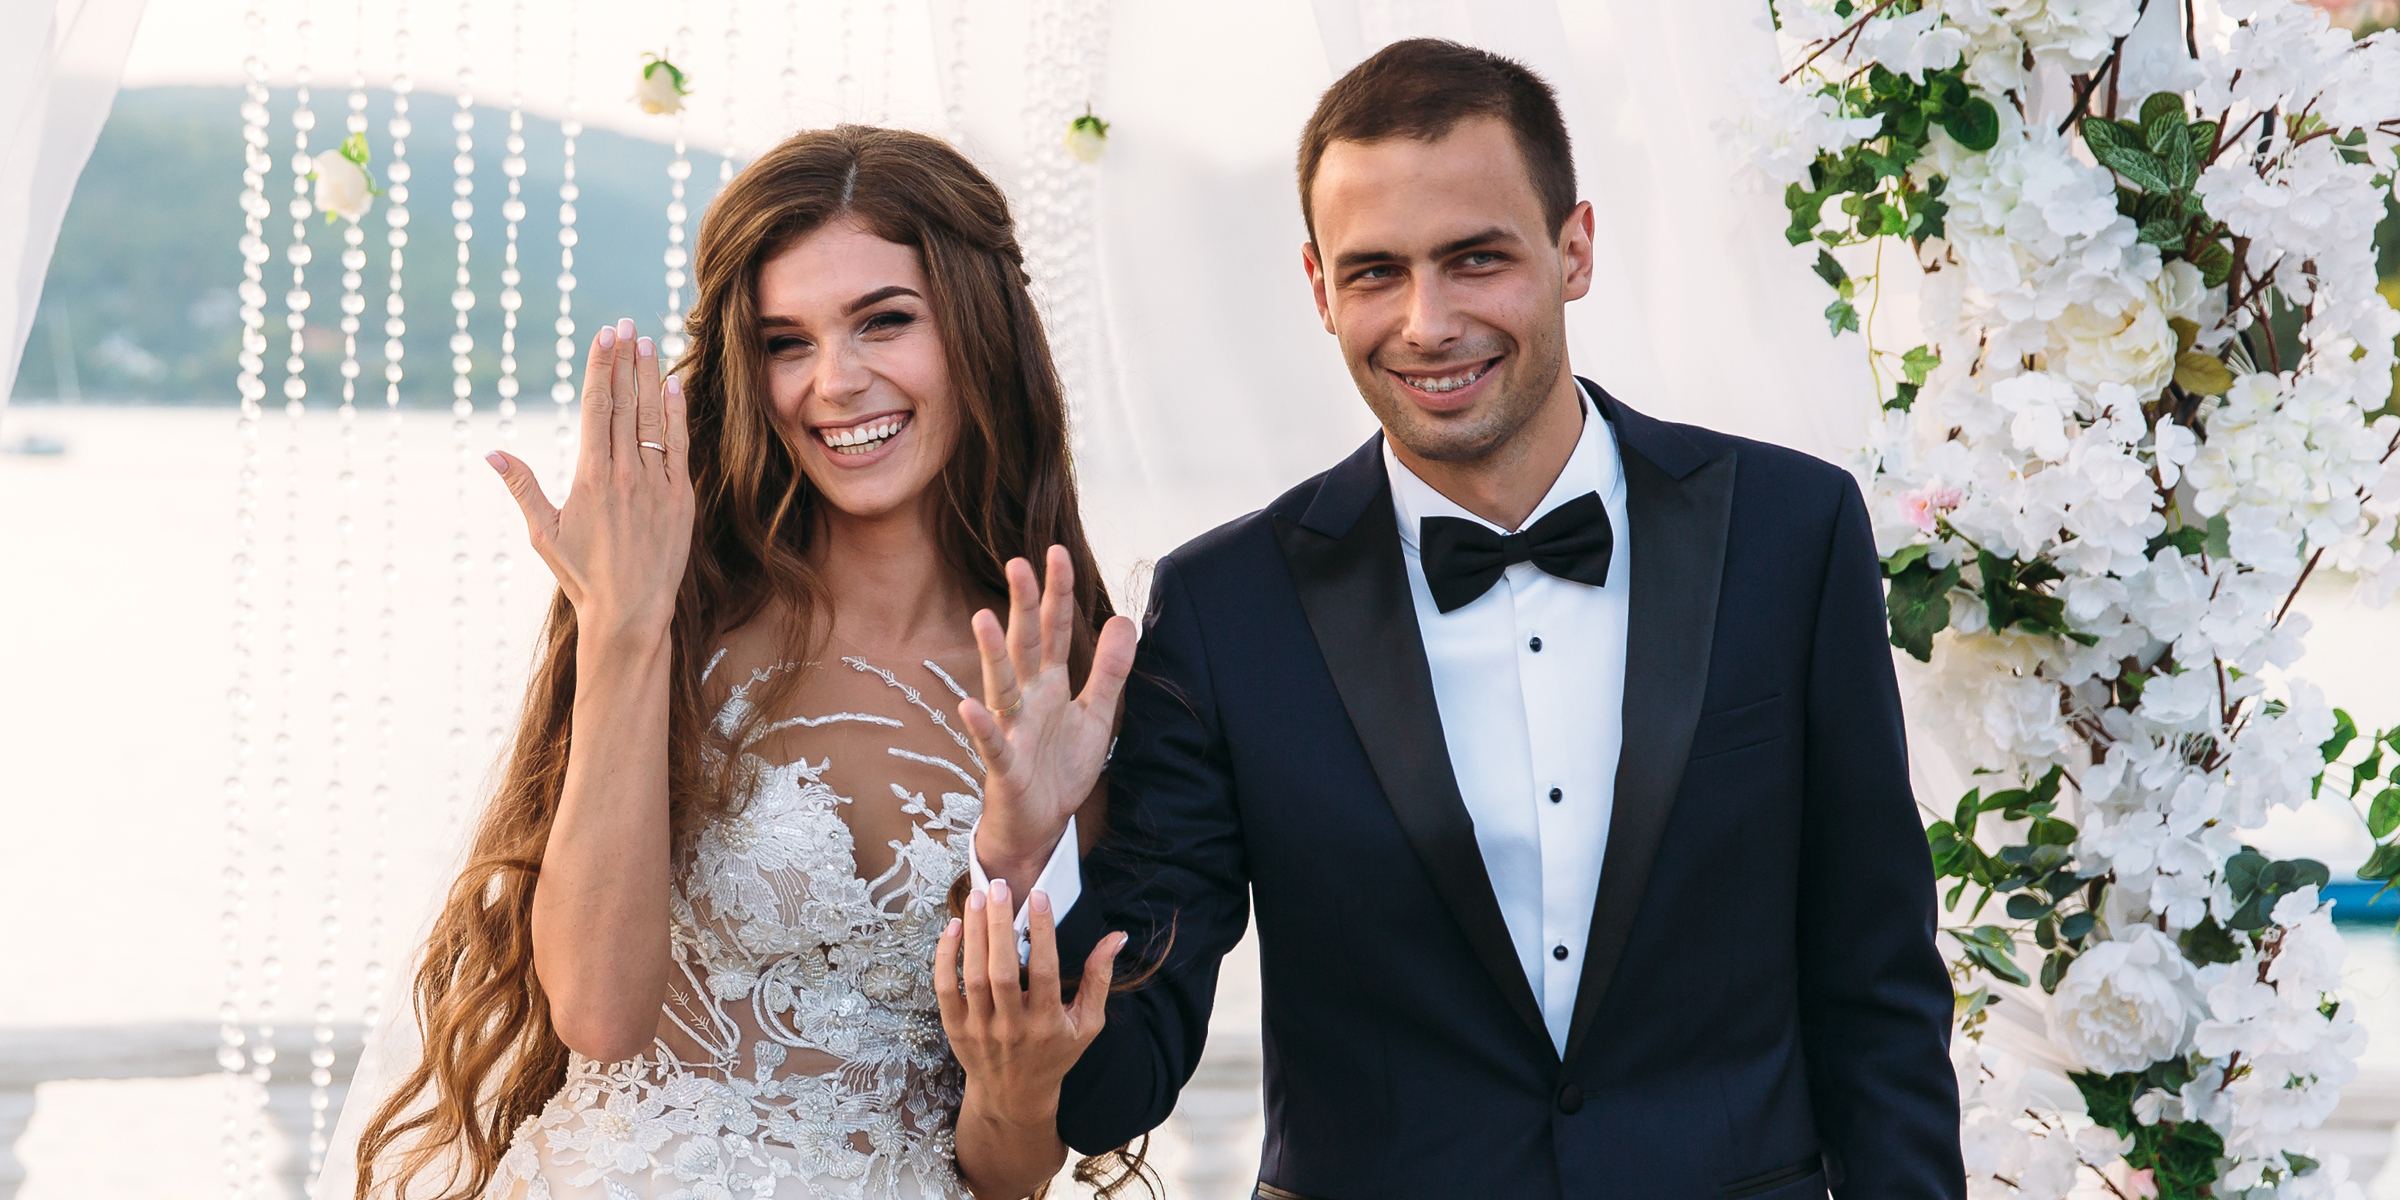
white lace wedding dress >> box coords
[478,647,985,1200]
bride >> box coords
[330,125,1138,1200]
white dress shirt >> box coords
[973,388,1631,1054]
[1384,386,1630,1056]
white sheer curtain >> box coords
[0,0,148,413]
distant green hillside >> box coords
[15,86,732,405]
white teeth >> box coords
[1403,364,1488,393]
[820,415,910,453]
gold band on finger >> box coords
[639,440,667,454]
[994,695,1024,718]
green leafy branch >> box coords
[2319,711,2400,905]
[1880,538,2091,663]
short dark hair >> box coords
[1296,38,1577,243]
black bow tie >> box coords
[1419,491,1614,614]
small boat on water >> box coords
[1,433,67,456]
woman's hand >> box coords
[487,317,695,652]
[958,547,1138,890]
[940,878,1125,1200]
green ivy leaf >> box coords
[1825,297,1860,336]
[1942,97,2000,152]
[1888,381,1920,412]
[1886,554,1961,662]
[1812,248,1849,289]
[1900,344,1941,386]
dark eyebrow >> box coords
[1330,227,1518,273]
[843,285,921,316]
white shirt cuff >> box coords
[963,815,1083,958]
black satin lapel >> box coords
[1272,487,1552,1050]
[1563,445,1739,1063]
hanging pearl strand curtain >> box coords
[220,1,273,1195]
[490,0,525,762]
[365,0,412,1089]
[256,7,315,1194]
[554,0,579,489]
[446,0,477,841]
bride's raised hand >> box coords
[958,547,1138,885]
[486,318,695,650]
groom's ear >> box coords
[1301,241,1336,334]
[1557,201,1596,304]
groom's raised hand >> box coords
[958,545,1137,896]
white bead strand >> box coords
[1015,0,1113,444]
[306,9,371,1182]
[492,0,526,755]
[662,14,694,362]
[222,6,272,1197]
[780,0,799,131]
[720,1,739,188]
[257,13,316,1195]
[448,0,478,839]
[944,3,968,135]
[839,0,856,116]
[555,0,580,488]
[879,0,897,123]
[364,0,407,1118]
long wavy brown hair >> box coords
[353,124,1144,1199]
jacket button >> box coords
[1556,1083,1584,1114]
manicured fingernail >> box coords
[596,326,616,349]
[968,890,987,912]
[665,375,681,395]
[616,317,636,339]
[636,335,655,358]
[991,879,1011,907]
[484,452,506,473]
[1030,890,1050,914]
[944,918,961,937]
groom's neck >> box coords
[1388,368,1585,532]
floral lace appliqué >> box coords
[486,657,982,1200]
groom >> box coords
[976,38,1962,1200]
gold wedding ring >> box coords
[994,696,1024,718]
[638,440,668,453]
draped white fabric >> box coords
[0,0,147,413]
[1055,0,1879,596]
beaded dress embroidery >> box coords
[486,649,983,1200]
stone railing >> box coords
[0,1022,362,1200]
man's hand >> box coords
[959,546,1137,895]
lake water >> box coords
[0,401,2392,1197]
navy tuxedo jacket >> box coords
[1051,386,1962,1200]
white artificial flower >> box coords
[2047,926,2199,1074]
[2049,291,2178,399]
[1871,6,1970,81]
[636,55,690,115]
[1064,111,1110,164]
[311,147,373,222]
[1724,73,1886,191]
